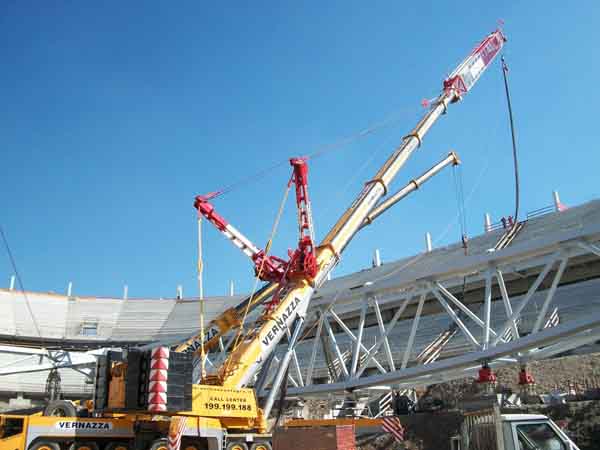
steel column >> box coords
[355,297,411,378]
[493,254,559,345]
[255,352,276,394]
[432,289,479,348]
[351,303,367,376]
[285,325,305,387]
[372,298,396,371]
[434,282,500,340]
[263,316,305,418]
[532,258,568,334]
[306,311,326,385]
[483,271,492,350]
[578,241,600,258]
[328,309,387,373]
[401,293,426,369]
[495,269,519,341]
[323,318,349,379]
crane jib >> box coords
[444,29,506,96]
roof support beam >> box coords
[532,257,568,334]
[493,252,560,346]
[431,288,479,349]
[355,296,411,378]
[401,292,425,369]
[372,298,396,372]
[495,269,520,341]
[328,309,386,373]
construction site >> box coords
[2,4,599,450]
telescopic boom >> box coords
[209,28,506,390]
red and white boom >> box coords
[444,29,506,98]
[194,158,318,284]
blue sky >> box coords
[1,2,599,299]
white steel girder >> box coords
[287,314,600,397]
[328,309,387,374]
[0,347,98,376]
[273,238,600,398]
[354,296,411,378]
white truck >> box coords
[452,407,579,450]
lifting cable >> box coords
[0,223,43,341]
[222,181,292,377]
[452,164,469,253]
[366,151,494,287]
[197,216,207,379]
[501,55,521,226]
[204,106,418,201]
[296,141,497,344]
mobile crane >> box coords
[173,151,461,358]
[0,28,507,450]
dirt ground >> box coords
[524,401,600,450]
[356,352,600,449]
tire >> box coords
[29,441,61,450]
[43,400,77,417]
[148,438,169,450]
[105,442,131,450]
[226,442,248,450]
[250,443,272,450]
[180,439,208,450]
[68,442,99,450]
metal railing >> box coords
[526,205,556,220]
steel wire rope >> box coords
[306,107,418,162]
[296,290,345,343]
[203,104,420,200]
[222,180,292,378]
[208,109,418,374]
[453,164,468,241]
[203,109,417,360]
[290,127,406,344]
[218,93,507,375]
[366,148,492,287]
[290,95,513,377]
[328,123,406,209]
[292,129,408,344]
[0,223,43,340]
[293,109,505,354]
[346,109,503,288]
[501,55,521,226]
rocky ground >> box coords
[356,351,600,449]
[525,401,600,450]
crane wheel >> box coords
[43,400,77,417]
[29,441,61,450]
[148,438,169,450]
[105,442,130,450]
[68,441,100,450]
[181,440,207,450]
[250,443,272,450]
[225,442,248,450]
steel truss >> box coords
[0,345,99,380]
[255,231,600,403]
[2,213,600,411]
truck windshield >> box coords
[0,417,24,439]
[516,423,566,450]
